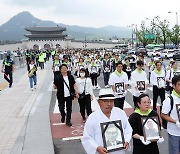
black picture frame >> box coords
[115,82,125,95]
[137,81,145,92]
[176,104,180,122]
[141,116,161,142]
[174,71,180,76]
[157,77,165,88]
[100,120,125,152]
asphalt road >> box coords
[52,57,180,154]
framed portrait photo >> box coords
[100,120,125,152]
[115,82,125,95]
[157,77,165,88]
[174,71,180,76]
[141,116,161,142]
[137,81,145,92]
[176,104,180,122]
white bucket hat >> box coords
[98,88,116,100]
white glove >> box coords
[157,137,164,143]
[139,136,151,145]
[176,121,180,128]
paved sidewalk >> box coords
[0,60,54,154]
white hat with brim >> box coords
[98,89,116,100]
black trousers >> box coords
[39,62,44,69]
[78,94,92,118]
[4,72,13,86]
[90,73,97,86]
[153,85,165,111]
[57,96,72,122]
[114,97,125,110]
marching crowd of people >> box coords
[1,47,180,154]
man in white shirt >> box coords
[130,60,148,108]
[150,61,166,111]
[109,62,128,109]
[82,88,132,154]
[166,61,180,94]
[161,75,180,154]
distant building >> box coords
[24,26,67,41]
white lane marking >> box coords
[48,82,53,91]
[54,99,59,113]
[124,101,132,108]
[30,93,44,114]
[62,136,82,141]
[91,95,100,112]
[53,99,67,113]
[53,123,65,126]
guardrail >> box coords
[0,53,26,68]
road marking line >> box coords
[62,136,82,141]
[53,123,65,126]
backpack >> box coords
[162,95,174,129]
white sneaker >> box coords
[34,85,36,89]
[31,88,33,91]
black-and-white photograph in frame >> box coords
[176,104,180,122]
[137,81,145,91]
[174,71,180,76]
[100,120,125,152]
[91,66,97,73]
[141,117,161,142]
[115,82,124,95]
[157,77,165,88]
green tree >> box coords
[168,25,180,47]
[151,16,170,49]
[135,21,153,47]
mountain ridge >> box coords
[0,11,131,41]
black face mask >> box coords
[7,56,10,59]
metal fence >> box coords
[0,53,26,68]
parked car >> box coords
[173,50,180,61]
[147,49,154,57]
[161,49,174,59]
[136,47,147,56]
[152,48,163,57]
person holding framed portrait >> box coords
[108,61,129,110]
[81,88,132,154]
[161,75,180,154]
[129,93,164,154]
[130,60,148,107]
[150,61,166,111]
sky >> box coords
[0,0,180,28]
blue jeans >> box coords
[168,133,180,154]
[29,75,37,88]
[103,72,110,86]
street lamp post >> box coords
[127,24,137,48]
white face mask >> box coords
[80,72,85,77]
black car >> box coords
[173,50,180,61]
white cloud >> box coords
[0,0,180,28]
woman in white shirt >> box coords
[88,58,99,89]
[76,68,93,122]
